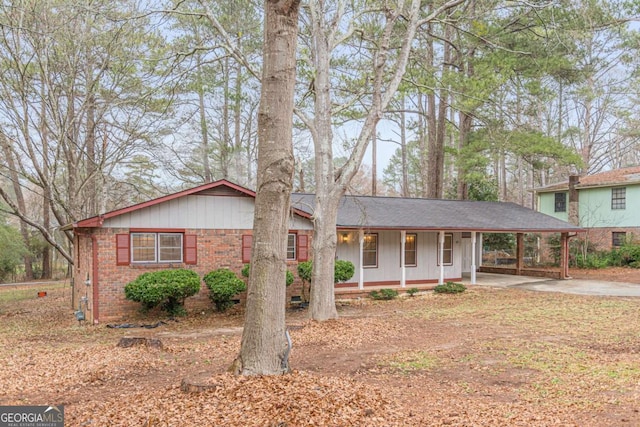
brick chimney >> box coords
[568,175,580,225]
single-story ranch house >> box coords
[68,180,582,323]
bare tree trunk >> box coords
[425,30,437,198]
[417,91,429,198]
[456,110,472,200]
[500,149,507,201]
[455,37,474,201]
[196,49,213,183]
[221,56,231,179]
[427,23,450,199]
[296,158,305,192]
[308,9,340,319]
[582,82,592,172]
[434,28,450,198]
[42,115,52,279]
[234,0,299,376]
[399,95,409,197]
[234,44,244,181]
[371,130,377,195]
[0,137,33,280]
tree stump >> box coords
[180,373,219,393]
[117,337,163,349]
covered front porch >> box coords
[334,228,574,294]
[335,229,483,289]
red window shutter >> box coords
[116,234,130,266]
[184,234,197,265]
[242,235,253,263]
[297,234,309,262]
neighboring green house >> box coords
[535,166,640,250]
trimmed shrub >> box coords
[203,268,247,312]
[407,287,420,297]
[334,260,355,283]
[434,282,466,294]
[241,263,294,286]
[369,288,398,300]
[124,269,200,316]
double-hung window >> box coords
[611,187,626,210]
[363,233,378,267]
[131,232,183,263]
[404,233,417,267]
[554,192,567,212]
[286,233,297,260]
[612,232,626,247]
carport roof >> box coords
[291,193,582,233]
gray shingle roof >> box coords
[291,193,582,232]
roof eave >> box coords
[337,225,584,233]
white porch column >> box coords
[358,229,364,290]
[471,231,477,285]
[400,230,406,288]
[439,230,445,285]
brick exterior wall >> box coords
[581,227,640,251]
[74,227,312,323]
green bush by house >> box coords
[124,269,201,316]
[369,288,398,300]
[434,282,466,294]
[203,268,247,312]
[611,243,640,268]
[334,259,355,283]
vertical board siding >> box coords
[102,195,292,229]
[335,230,464,284]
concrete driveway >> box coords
[469,272,640,297]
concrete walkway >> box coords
[468,272,640,297]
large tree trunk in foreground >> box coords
[309,191,340,321]
[233,0,299,376]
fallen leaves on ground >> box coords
[67,371,407,427]
[2,272,640,426]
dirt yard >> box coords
[1,268,639,426]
